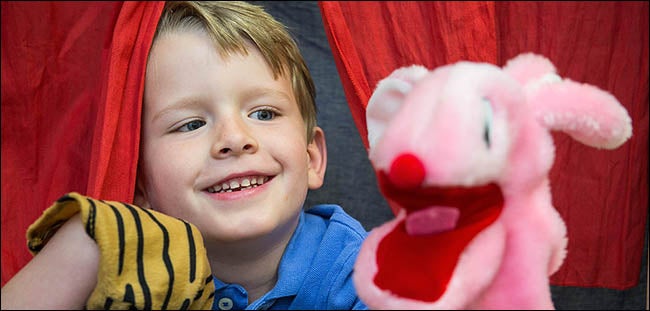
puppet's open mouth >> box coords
[372,172,504,302]
[376,172,504,234]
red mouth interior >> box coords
[373,172,504,302]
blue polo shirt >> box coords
[211,204,368,310]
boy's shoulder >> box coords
[304,203,368,242]
[274,205,368,309]
[280,203,368,275]
[289,203,367,280]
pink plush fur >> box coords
[355,53,632,309]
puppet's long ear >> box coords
[530,79,632,149]
[503,52,557,85]
[504,52,632,149]
[367,65,428,150]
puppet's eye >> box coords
[482,97,493,149]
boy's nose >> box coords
[211,120,258,158]
[214,142,256,157]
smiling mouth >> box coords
[206,176,270,194]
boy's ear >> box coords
[133,173,152,209]
[307,126,327,190]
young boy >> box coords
[1,1,368,309]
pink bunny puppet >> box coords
[354,53,632,309]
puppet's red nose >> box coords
[389,153,425,189]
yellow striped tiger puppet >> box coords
[27,192,215,310]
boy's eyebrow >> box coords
[151,97,204,123]
[150,88,293,122]
[240,87,293,104]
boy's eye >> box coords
[249,109,276,121]
[177,119,206,132]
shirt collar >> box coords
[262,210,315,300]
[212,209,316,303]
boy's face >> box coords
[139,29,326,243]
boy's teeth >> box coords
[209,176,268,193]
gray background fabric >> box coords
[255,2,647,309]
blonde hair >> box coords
[152,1,318,141]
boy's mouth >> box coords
[206,176,270,194]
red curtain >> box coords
[319,1,648,290]
[1,1,164,286]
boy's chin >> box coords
[201,213,300,244]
